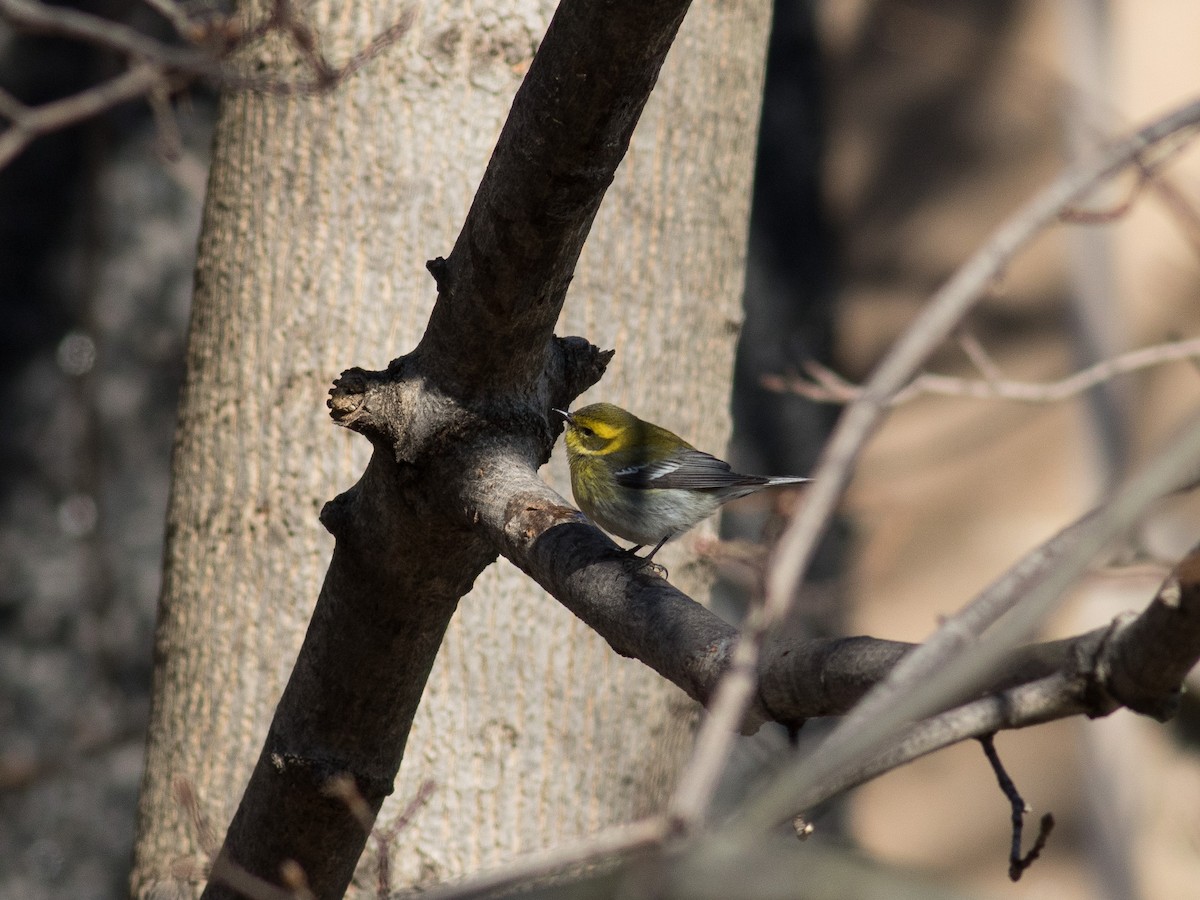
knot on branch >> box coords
[328,336,610,467]
[327,364,412,452]
[426,256,450,291]
[502,494,585,551]
[1081,563,1199,722]
[328,367,372,423]
[1078,612,1141,719]
[1094,544,1200,719]
[548,336,614,413]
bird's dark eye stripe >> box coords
[578,426,594,437]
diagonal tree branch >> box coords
[463,443,1197,737]
[414,0,693,394]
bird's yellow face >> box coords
[560,403,640,456]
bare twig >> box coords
[768,337,1200,406]
[0,0,416,169]
[418,817,671,900]
[957,326,1006,383]
[0,0,219,71]
[138,0,205,43]
[373,779,436,898]
[0,65,167,169]
[978,734,1054,881]
[1017,814,1055,880]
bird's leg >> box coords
[623,536,670,578]
[641,535,670,563]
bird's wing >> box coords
[615,449,769,491]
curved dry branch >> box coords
[670,96,1200,832]
[769,337,1200,406]
[0,65,167,169]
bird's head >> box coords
[554,403,641,456]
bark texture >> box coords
[132,0,771,896]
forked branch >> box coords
[768,336,1200,406]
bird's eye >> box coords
[578,425,594,437]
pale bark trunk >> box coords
[132,0,770,896]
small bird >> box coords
[555,402,811,562]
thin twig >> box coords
[768,336,1200,406]
[0,64,166,169]
[138,0,203,42]
[957,326,1006,383]
[978,734,1054,881]
[418,817,672,900]
[0,0,417,169]
[373,779,436,898]
[0,0,219,72]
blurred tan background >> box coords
[814,2,1200,897]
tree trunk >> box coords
[131,0,770,896]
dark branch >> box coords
[205,449,494,900]
[978,734,1054,881]
[1093,540,1200,719]
[416,0,693,393]
[464,454,1140,733]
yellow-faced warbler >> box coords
[555,403,811,562]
